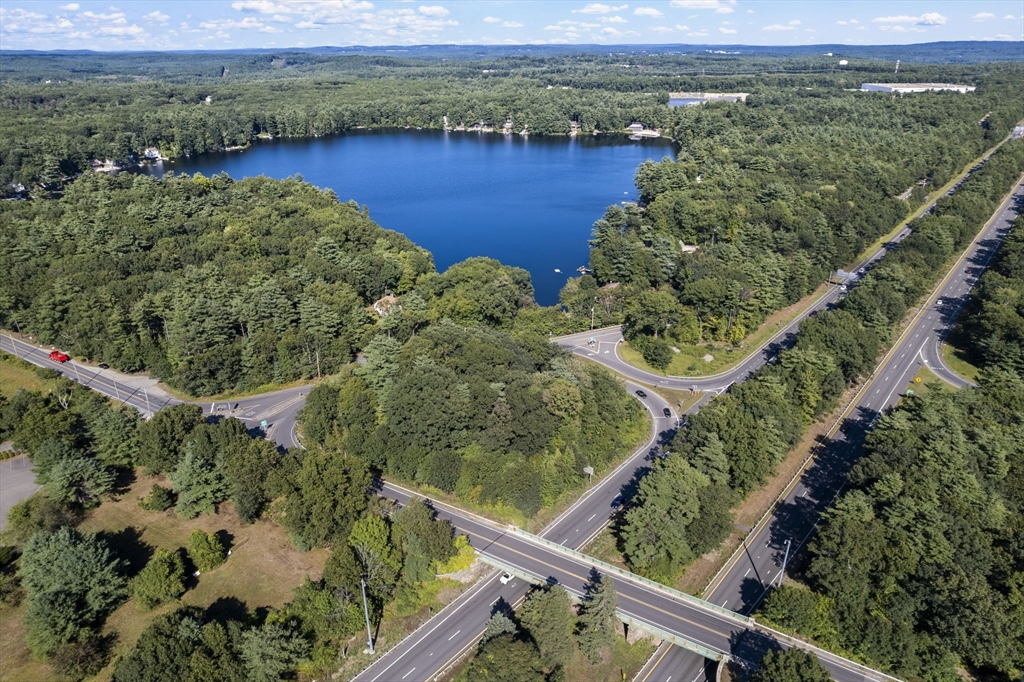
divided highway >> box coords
[630,175,1024,681]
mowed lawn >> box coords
[1,473,328,682]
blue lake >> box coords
[143,129,674,305]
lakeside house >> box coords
[372,294,399,317]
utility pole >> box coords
[8,331,18,358]
[360,578,375,654]
[777,539,791,587]
[590,306,595,331]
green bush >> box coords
[187,530,226,573]
[139,484,176,512]
[131,548,187,611]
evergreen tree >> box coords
[576,572,618,664]
[518,586,576,668]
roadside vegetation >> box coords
[609,139,1024,608]
[0,373,473,681]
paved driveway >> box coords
[0,448,40,531]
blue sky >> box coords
[1,1,1021,50]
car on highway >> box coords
[611,494,623,510]
[635,389,647,399]
[48,350,69,363]
[809,310,819,318]
[663,407,672,417]
[499,572,513,585]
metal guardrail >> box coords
[501,524,751,625]
[620,614,726,662]
[479,555,727,664]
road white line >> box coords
[587,514,596,522]
[447,630,461,641]
[402,668,416,679]
[744,568,751,577]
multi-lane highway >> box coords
[625,174,1024,681]
[353,388,688,681]
[4,133,1015,679]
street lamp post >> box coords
[590,306,595,331]
[360,578,375,654]
[777,539,791,587]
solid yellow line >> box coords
[639,644,673,682]
[465,528,732,646]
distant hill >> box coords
[2,40,1021,64]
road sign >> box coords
[260,420,268,428]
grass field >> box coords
[0,354,59,398]
[940,342,981,384]
[1,473,330,682]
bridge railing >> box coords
[500,524,750,625]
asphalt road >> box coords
[0,453,40,531]
[702,175,1023,621]
[354,385,688,681]
[0,334,310,451]
[372,481,892,682]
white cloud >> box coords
[1005,15,1016,20]
[573,3,629,14]
[972,12,995,21]
[994,33,1012,39]
[502,20,522,28]
[687,30,708,36]
[718,26,736,33]
[483,16,501,23]
[143,10,170,23]
[59,3,79,10]
[872,13,947,26]
[762,23,795,31]
[100,23,144,35]
[789,19,800,25]
[747,8,753,13]
[418,5,449,17]
[714,6,734,14]
[601,15,627,23]
[200,16,282,32]
[671,0,734,8]
[634,6,663,17]
[836,18,858,25]
[650,25,674,32]
[676,24,690,30]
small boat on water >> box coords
[554,268,561,273]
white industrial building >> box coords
[860,83,976,94]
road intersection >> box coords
[1,160,1016,682]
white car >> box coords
[500,573,513,585]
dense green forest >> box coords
[761,371,1024,680]
[0,360,474,680]
[570,78,1023,364]
[1,48,1020,193]
[613,138,1024,585]
[954,215,1024,374]
[1,172,533,396]
[298,322,646,518]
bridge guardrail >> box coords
[501,525,751,625]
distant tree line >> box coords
[568,81,1024,369]
[614,139,1024,586]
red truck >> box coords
[48,350,69,363]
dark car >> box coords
[98,363,109,369]
[663,407,672,418]
[635,389,648,399]
[809,310,819,318]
